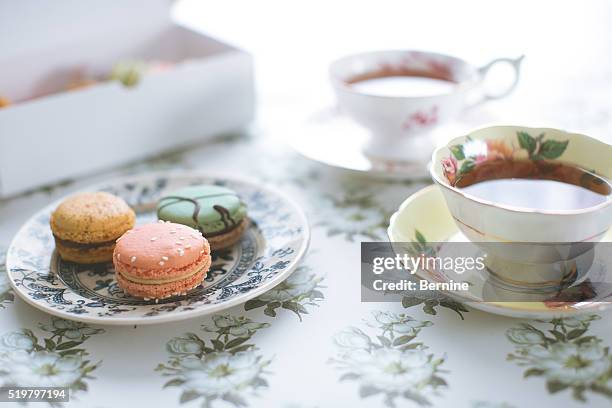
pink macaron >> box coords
[113,221,211,300]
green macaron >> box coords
[157,185,248,250]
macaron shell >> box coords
[157,185,247,234]
[51,192,135,243]
[113,222,208,278]
[116,266,208,300]
[114,241,211,299]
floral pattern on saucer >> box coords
[6,174,309,325]
[156,314,271,407]
[330,311,445,407]
[507,315,612,402]
[0,318,103,395]
[442,131,569,186]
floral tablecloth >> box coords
[1,89,612,408]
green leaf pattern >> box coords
[517,131,537,155]
[244,261,324,320]
[317,187,391,242]
[449,144,465,160]
[539,139,570,160]
[330,311,446,407]
[506,315,612,402]
[0,318,103,396]
[157,314,272,407]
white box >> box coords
[0,0,255,198]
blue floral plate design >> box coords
[6,172,310,325]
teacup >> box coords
[330,50,524,161]
[430,125,612,288]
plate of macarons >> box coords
[6,172,309,325]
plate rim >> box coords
[387,184,612,319]
[6,170,311,326]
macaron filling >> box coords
[116,263,207,285]
[53,235,117,249]
[202,218,246,237]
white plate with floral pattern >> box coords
[6,172,310,325]
[388,185,612,319]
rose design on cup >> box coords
[441,132,568,187]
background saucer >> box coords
[7,172,310,325]
[289,107,497,180]
[289,107,431,179]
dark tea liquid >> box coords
[457,160,611,211]
[346,67,457,97]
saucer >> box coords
[6,172,310,325]
[388,185,612,319]
[290,107,432,180]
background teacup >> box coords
[430,125,612,288]
[330,50,524,161]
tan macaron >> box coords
[50,192,135,264]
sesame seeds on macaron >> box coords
[112,222,211,300]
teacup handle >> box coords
[471,55,525,107]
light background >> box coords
[174,0,612,141]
